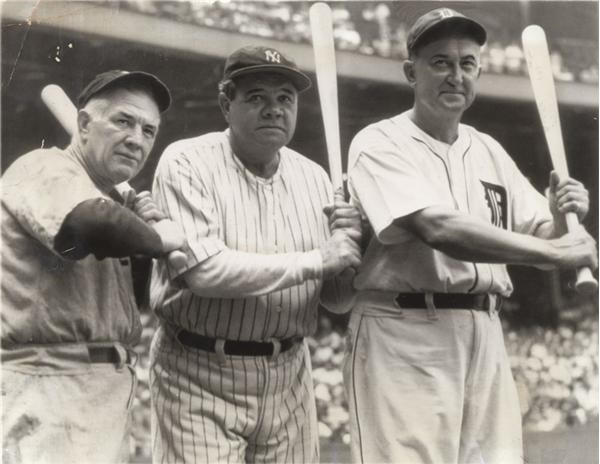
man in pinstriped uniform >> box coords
[148,45,362,463]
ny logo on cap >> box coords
[264,50,281,64]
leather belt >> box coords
[177,330,302,357]
[395,293,503,311]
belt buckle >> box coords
[215,339,227,365]
[269,338,281,359]
[485,294,497,315]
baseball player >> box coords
[1,70,182,463]
[148,45,361,463]
[343,8,597,464]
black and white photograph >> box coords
[1,1,598,463]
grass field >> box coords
[319,421,599,464]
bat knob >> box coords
[575,268,598,295]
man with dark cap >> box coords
[148,45,362,463]
[343,8,596,463]
[2,70,182,463]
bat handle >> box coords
[564,212,598,295]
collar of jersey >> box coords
[401,111,470,157]
[225,130,284,185]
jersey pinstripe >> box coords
[348,110,552,296]
[150,130,332,341]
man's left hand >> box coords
[323,189,362,244]
[547,170,589,223]
[132,190,168,224]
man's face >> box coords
[80,88,160,185]
[409,35,481,116]
[222,73,298,158]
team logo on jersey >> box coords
[481,181,507,229]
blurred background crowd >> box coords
[120,0,599,84]
[2,1,598,462]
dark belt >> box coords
[87,345,133,365]
[395,293,503,311]
[177,330,302,357]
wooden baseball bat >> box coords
[522,25,597,294]
[40,84,187,267]
[309,2,344,193]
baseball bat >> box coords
[40,84,187,267]
[522,25,597,294]
[309,2,344,193]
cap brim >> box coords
[229,65,312,92]
[411,17,487,51]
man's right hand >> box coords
[320,230,362,279]
[550,227,598,270]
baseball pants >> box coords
[149,323,319,464]
[343,296,523,464]
[2,343,136,464]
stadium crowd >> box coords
[115,0,599,84]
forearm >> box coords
[183,248,323,298]
[405,208,559,266]
[533,219,563,240]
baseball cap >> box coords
[78,70,172,112]
[407,8,487,54]
[222,46,312,92]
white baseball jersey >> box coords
[348,110,552,297]
[150,129,332,340]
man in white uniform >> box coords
[149,46,361,463]
[344,8,597,464]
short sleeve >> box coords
[152,143,226,276]
[348,133,446,244]
[507,160,552,235]
[1,151,101,253]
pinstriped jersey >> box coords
[150,130,332,340]
[348,111,552,297]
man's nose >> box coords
[125,125,143,148]
[447,64,464,85]
[263,101,283,118]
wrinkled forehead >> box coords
[94,87,161,122]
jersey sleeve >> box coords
[348,131,446,244]
[1,151,104,255]
[152,143,226,277]
[506,158,553,235]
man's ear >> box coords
[403,60,416,87]
[218,93,231,123]
[477,66,482,79]
[77,110,91,142]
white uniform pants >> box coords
[343,303,523,464]
[149,324,319,464]
[2,343,136,464]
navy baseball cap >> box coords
[78,70,172,112]
[407,8,487,54]
[222,46,312,92]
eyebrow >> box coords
[430,53,478,60]
[244,85,295,94]
[114,110,159,128]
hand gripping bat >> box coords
[522,25,597,294]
